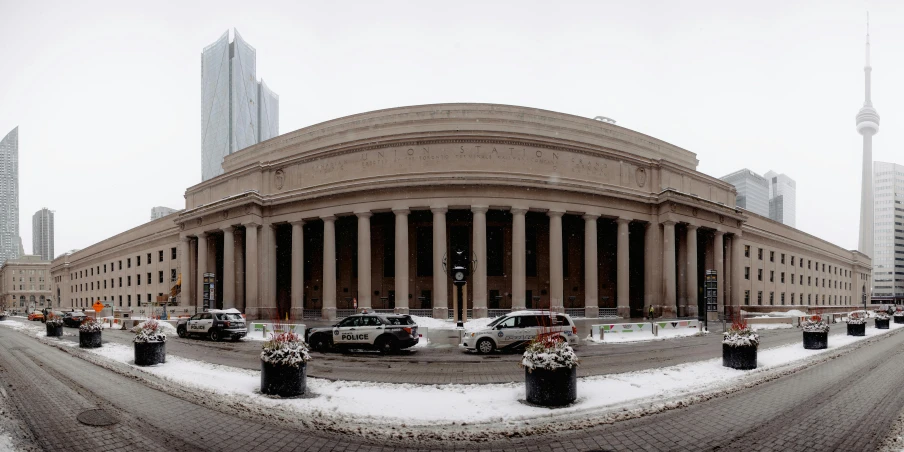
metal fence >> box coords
[408,309,432,318]
[447,309,474,320]
[599,307,619,319]
[336,309,356,318]
[302,309,321,320]
[487,309,509,318]
[564,308,585,318]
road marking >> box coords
[0,386,7,398]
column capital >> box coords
[392,208,410,215]
[290,219,306,226]
[661,220,677,226]
[196,231,208,238]
[547,209,565,218]
[686,223,700,231]
[242,222,260,229]
[733,230,743,238]
[471,205,489,214]
[581,213,600,221]
[220,226,236,234]
[180,236,192,243]
[511,207,529,215]
[616,217,632,225]
[321,215,337,222]
[430,206,448,214]
[714,230,725,237]
[354,211,373,218]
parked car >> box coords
[62,311,88,327]
[27,312,44,321]
[176,309,247,341]
[460,310,579,354]
[305,312,419,354]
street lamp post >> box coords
[863,291,867,313]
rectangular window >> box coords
[791,256,795,266]
[118,277,122,287]
[745,267,750,280]
[159,271,163,284]
[758,248,763,260]
[104,280,107,289]
[159,250,164,262]
[127,276,131,286]
[769,292,774,305]
[769,270,774,282]
[137,255,141,267]
[137,294,141,306]
[769,251,774,262]
[744,245,750,257]
[757,291,763,305]
[781,293,785,305]
[171,269,176,282]
[118,261,122,270]
[127,295,131,307]
[781,272,785,283]
[791,293,795,304]
[781,254,785,264]
[808,276,811,286]
[808,294,811,304]
[171,247,177,260]
[147,253,151,264]
[104,264,106,273]
[128,258,131,268]
[758,269,763,281]
[147,273,151,284]
[137,274,141,285]
[807,260,811,269]
[744,290,750,305]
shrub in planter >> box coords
[0,310,8,321]
[846,311,867,336]
[521,334,579,407]
[802,315,829,349]
[132,319,166,366]
[45,313,64,337]
[875,312,890,329]
[260,328,311,397]
[894,310,904,325]
[79,319,103,348]
[722,319,759,370]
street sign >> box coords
[92,301,104,313]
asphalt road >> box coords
[1,320,902,451]
[45,319,851,384]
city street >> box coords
[0,318,902,451]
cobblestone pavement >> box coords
[38,318,847,384]
[1,321,902,451]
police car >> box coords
[176,308,247,341]
[461,310,579,354]
[305,312,419,354]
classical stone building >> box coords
[0,255,53,311]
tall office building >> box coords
[720,169,769,217]
[150,206,178,220]
[0,127,20,265]
[32,208,54,261]
[764,170,796,227]
[201,29,280,181]
[872,161,903,304]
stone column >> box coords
[677,226,687,316]
[616,217,631,319]
[511,208,528,312]
[731,232,743,311]
[714,231,724,320]
[583,214,599,318]
[180,237,192,307]
[290,220,304,318]
[662,221,677,317]
[644,222,661,315]
[266,224,278,319]
[393,209,410,314]
[686,225,699,317]
[196,232,208,310]
[244,223,259,316]
[222,227,235,310]
[321,216,337,320]
[235,230,245,311]
[355,212,372,312]
[431,207,448,319]
[471,206,488,318]
[724,236,732,310]
[548,210,565,314]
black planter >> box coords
[0,315,7,321]
[525,366,577,407]
[134,341,166,366]
[876,318,890,329]
[79,330,102,348]
[45,324,63,337]
[846,323,866,336]
[722,343,757,370]
[894,315,904,325]
[260,360,307,397]
[803,331,828,350]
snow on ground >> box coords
[585,327,705,344]
[749,323,794,331]
[76,319,904,428]
[410,315,496,331]
[743,309,808,318]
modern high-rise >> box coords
[0,127,20,265]
[872,161,903,304]
[201,29,280,181]
[32,208,54,261]
[151,206,178,220]
[720,169,769,217]
[764,170,796,227]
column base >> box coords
[662,306,676,318]
[511,304,526,313]
[394,307,410,315]
[288,307,305,322]
[321,307,337,321]
[243,307,262,321]
[677,304,687,317]
[432,307,448,320]
[549,305,565,315]
[617,306,630,319]
[685,305,698,318]
[252,307,278,321]
[707,312,719,322]
[472,307,488,319]
[584,306,599,318]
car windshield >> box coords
[386,316,414,325]
[486,316,508,328]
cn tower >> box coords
[856,19,878,258]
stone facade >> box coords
[0,255,52,311]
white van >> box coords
[460,310,579,354]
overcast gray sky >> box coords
[0,0,900,256]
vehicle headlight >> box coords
[470,333,475,337]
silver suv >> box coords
[305,313,419,354]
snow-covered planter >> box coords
[802,316,829,350]
[875,312,890,329]
[894,312,904,325]
[45,314,63,337]
[722,320,759,370]
[0,311,8,321]
[521,335,579,407]
[846,312,866,337]
[78,319,103,348]
[132,319,166,366]
[260,330,311,397]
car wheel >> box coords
[209,329,221,342]
[310,334,331,352]
[377,336,399,355]
[177,327,187,338]
[476,338,496,354]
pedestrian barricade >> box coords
[591,319,700,340]
[250,322,306,338]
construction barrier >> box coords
[250,323,306,338]
[591,319,700,340]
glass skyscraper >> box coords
[0,127,20,265]
[720,169,769,217]
[764,170,796,227]
[201,29,279,181]
[32,208,54,261]
[873,161,904,304]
